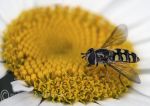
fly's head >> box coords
[81,48,96,65]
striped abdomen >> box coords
[112,49,140,63]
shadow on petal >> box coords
[0,92,41,106]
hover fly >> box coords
[81,24,141,84]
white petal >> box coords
[134,42,150,65]
[133,74,150,97]
[11,80,34,92]
[40,101,63,106]
[0,16,6,31]
[98,88,150,106]
[0,0,24,23]
[0,92,41,106]
[36,0,113,14]
[128,21,150,58]
[86,102,100,106]
[129,21,150,45]
[0,32,7,79]
[73,102,86,106]
[102,0,150,26]
[22,0,36,9]
[0,63,7,79]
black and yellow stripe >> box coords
[112,49,139,63]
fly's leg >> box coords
[119,74,125,87]
[96,62,98,67]
[87,63,98,71]
[86,63,94,71]
[87,63,91,67]
[104,64,110,81]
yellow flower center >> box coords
[2,6,137,103]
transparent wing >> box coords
[107,62,141,84]
[101,24,128,48]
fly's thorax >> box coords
[95,49,113,63]
[112,48,140,63]
[95,49,110,56]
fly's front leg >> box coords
[96,62,98,67]
[87,63,91,67]
[119,74,125,87]
[104,64,110,81]
[85,63,93,70]
[86,63,98,71]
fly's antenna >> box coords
[81,53,85,55]
[82,56,85,58]
[81,53,86,59]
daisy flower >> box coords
[0,0,150,106]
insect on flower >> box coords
[81,24,141,84]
